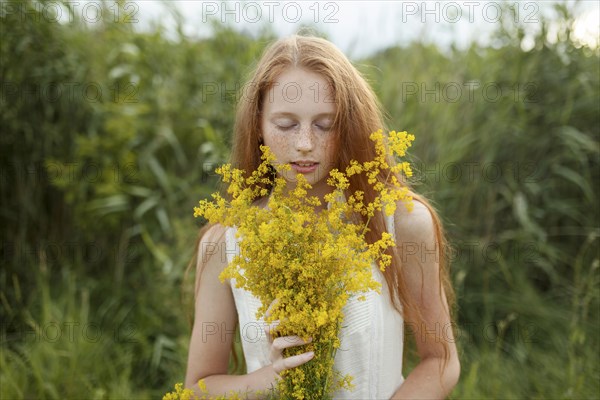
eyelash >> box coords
[276,124,296,131]
[276,124,331,132]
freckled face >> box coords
[260,68,337,197]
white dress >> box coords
[224,213,405,399]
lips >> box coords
[291,161,319,174]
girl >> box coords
[185,34,460,399]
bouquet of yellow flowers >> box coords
[167,129,414,400]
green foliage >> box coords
[1,0,271,397]
[1,0,598,398]
[0,266,147,399]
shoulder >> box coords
[200,223,228,246]
[196,223,230,279]
[392,199,436,246]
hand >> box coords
[264,300,315,375]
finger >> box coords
[272,336,312,352]
[273,351,315,373]
[264,320,281,341]
[264,298,279,318]
[269,336,313,365]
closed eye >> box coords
[276,124,297,131]
[315,124,332,131]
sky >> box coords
[131,0,599,58]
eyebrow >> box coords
[269,112,336,119]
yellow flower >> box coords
[162,383,200,400]
[193,129,415,400]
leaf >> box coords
[513,192,546,241]
[551,164,595,204]
[134,195,159,219]
[147,155,170,192]
[86,195,129,216]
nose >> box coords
[295,125,314,152]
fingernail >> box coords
[307,351,314,358]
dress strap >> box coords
[225,227,237,265]
[384,212,396,243]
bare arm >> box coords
[184,224,277,398]
[391,202,460,399]
[184,224,313,399]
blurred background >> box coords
[1,0,598,398]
